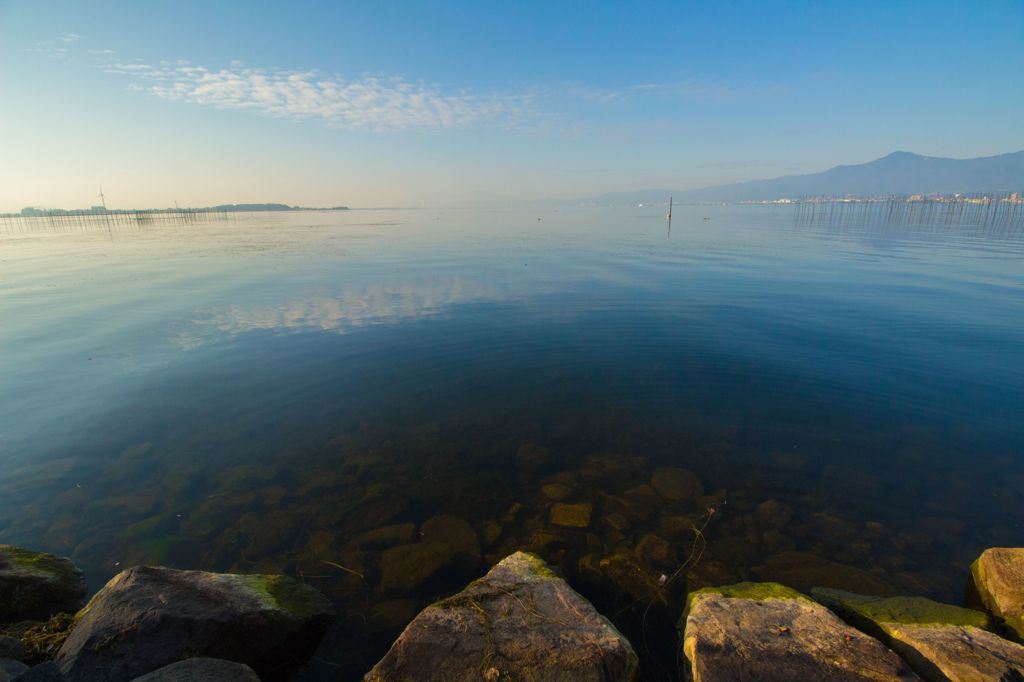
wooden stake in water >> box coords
[667,196,673,237]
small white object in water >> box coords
[658,573,668,586]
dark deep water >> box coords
[1,205,1023,678]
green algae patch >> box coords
[2,546,78,584]
[238,574,334,619]
[514,552,560,580]
[684,582,809,621]
[813,587,991,629]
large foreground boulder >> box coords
[681,582,919,682]
[56,566,334,682]
[970,547,1024,640]
[0,546,85,622]
[815,587,1024,682]
[365,551,638,681]
[129,657,259,681]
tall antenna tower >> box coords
[98,186,107,211]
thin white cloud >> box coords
[103,60,528,132]
[60,33,81,43]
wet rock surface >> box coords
[129,658,260,681]
[970,547,1024,640]
[814,587,1024,682]
[365,551,639,681]
[681,582,920,682]
[56,566,334,682]
[0,658,30,681]
[0,547,85,622]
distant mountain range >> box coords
[592,151,1024,204]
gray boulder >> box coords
[815,587,1024,682]
[0,638,25,662]
[11,661,64,682]
[0,659,29,682]
[365,551,639,681]
[0,546,85,622]
[681,582,919,681]
[971,547,1024,640]
[56,566,334,682]
[129,658,259,681]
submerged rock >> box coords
[549,503,593,529]
[56,566,334,682]
[129,658,260,681]
[541,483,572,501]
[515,443,548,471]
[752,550,894,595]
[680,582,919,682]
[970,547,1024,640]
[814,587,1024,682]
[0,546,85,622]
[650,468,703,501]
[355,523,416,549]
[366,551,638,681]
[378,543,459,593]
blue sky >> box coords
[2,1,1022,209]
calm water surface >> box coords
[1,206,1022,677]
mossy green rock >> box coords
[366,551,638,681]
[814,587,1024,682]
[56,566,334,682]
[681,582,919,681]
[0,545,85,622]
[971,547,1024,640]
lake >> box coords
[1,205,1022,678]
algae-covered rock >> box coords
[0,546,85,622]
[550,503,593,529]
[970,547,1024,640]
[814,587,1024,682]
[680,582,919,681]
[366,551,638,681]
[56,566,334,682]
[129,657,260,681]
[650,468,703,501]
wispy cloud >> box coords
[102,60,529,132]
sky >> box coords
[1,0,1022,210]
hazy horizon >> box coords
[2,1,1023,212]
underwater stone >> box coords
[419,515,480,557]
[355,523,417,549]
[56,566,334,682]
[129,658,260,681]
[814,587,1024,682]
[681,582,919,682]
[971,547,1024,640]
[650,468,704,501]
[378,543,459,593]
[365,551,639,681]
[752,550,894,595]
[541,483,572,501]
[515,443,549,471]
[634,534,676,569]
[549,503,593,529]
[0,546,85,622]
